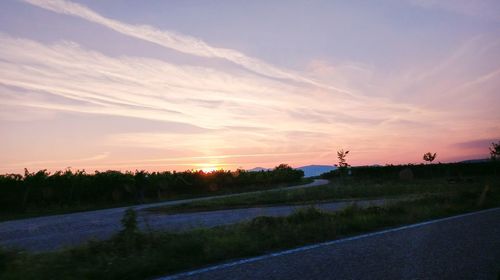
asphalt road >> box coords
[0,179,331,251]
[159,207,500,280]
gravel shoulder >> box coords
[0,179,330,251]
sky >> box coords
[1,0,499,173]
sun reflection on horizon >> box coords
[200,166,218,173]
[195,162,224,173]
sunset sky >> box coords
[1,0,499,173]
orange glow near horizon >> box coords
[200,166,218,173]
[195,162,223,173]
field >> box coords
[1,165,498,279]
[149,176,490,214]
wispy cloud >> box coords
[1,28,481,169]
[21,0,355,95]
[0,33,427,133]
[0,34,295,129]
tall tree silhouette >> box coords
[337,149,350,168]
[337,149,350,177]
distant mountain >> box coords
[247,167,271,172]
[247,165,336,177]
[297,165,336,178]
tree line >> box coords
[0,164,304,213]
[321,161,499,180]
[327,141,500,180]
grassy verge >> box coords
[1,179,498,280]
[150,177,489,214]
[0,178,313,222]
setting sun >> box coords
[200,166,218,173]
[195,163,223,173]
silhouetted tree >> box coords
[490,141,500,160]
[337,149,350,168]
[271,164,304,183]
[337,149,350,177]
[423,152,437,164]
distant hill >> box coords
[248,165,336,177]
[297,165,336,178]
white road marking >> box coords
[156,207,500,280]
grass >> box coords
[0,178,313,222]
[150,176,490,214]
[1,178,498,280]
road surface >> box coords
[158,207,500,280]
[1,179,330,251]
[0,197,395,252]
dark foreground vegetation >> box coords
[1,175,498,280]
[153,161,500,213]
[0,164,304,220]
[321,161,499,180]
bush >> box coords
[120,208,139,236]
